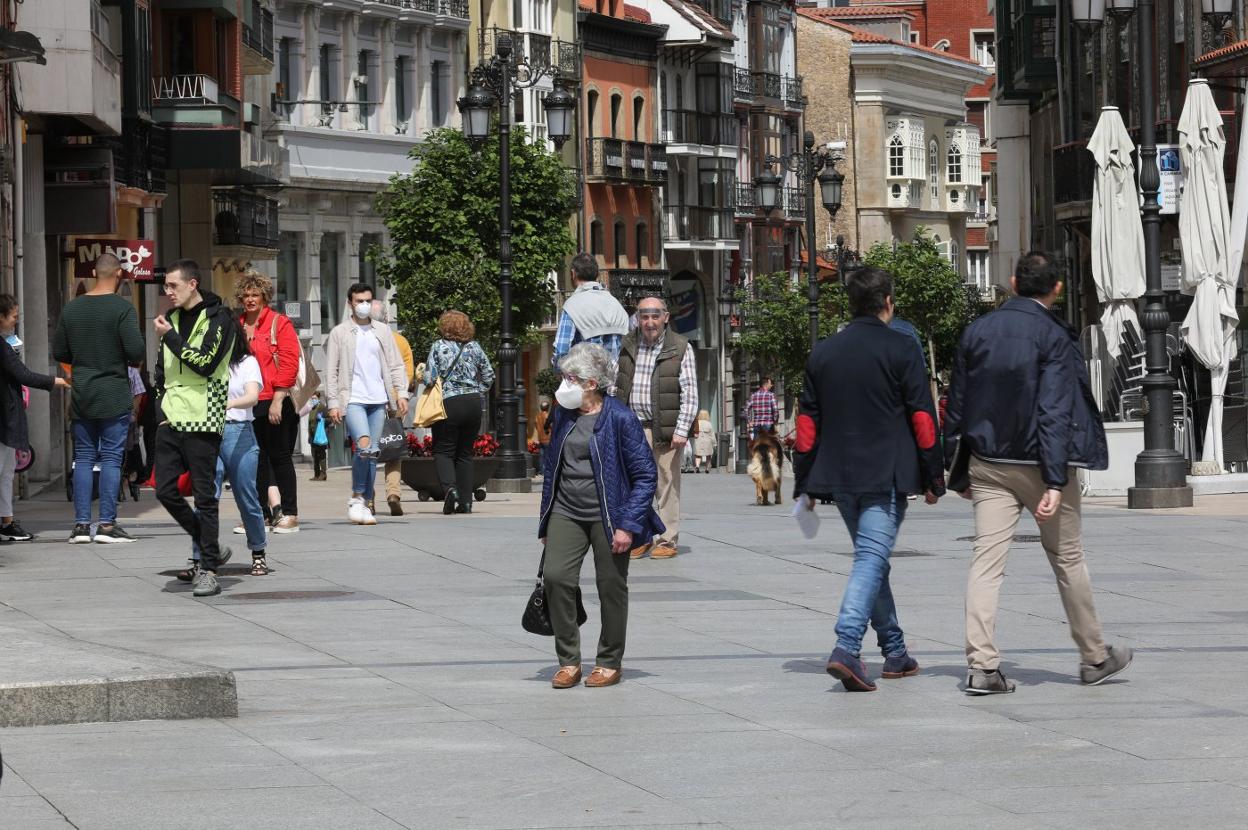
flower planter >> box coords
[400,456,501,502]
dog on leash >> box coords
[747,429,784,506]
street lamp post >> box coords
[1070,0,1192,508]
[753,131,845,349]
[457,33,575,488]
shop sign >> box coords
[74,238,157,281]
[1154,145,1183,216]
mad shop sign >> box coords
[74,238,158,282]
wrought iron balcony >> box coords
[586,138,666,183]
[213,189,279,249]
[733,68,753,100]
[606,268,670,307]
[242,1,274,63]
[784,186,806,219]
[732,183,755,216]
[101,118,168,195]
[782,76,803,109]
[664,206,735,242]
[752,71,781,100]
[479,27,579,75]
[662,110,738,146]
[1053,140,1094,206]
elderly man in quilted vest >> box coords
[539,343,662,689]
[614,295,698,560]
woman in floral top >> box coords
[423,310,495,514]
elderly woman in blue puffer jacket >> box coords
[539,342,662,690]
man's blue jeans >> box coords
[833,492,909,658]
[72,413,131,525]
[192,422,266,561]
[346,402,386,502]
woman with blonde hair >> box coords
[692,408,714,473]
[235,270,302,533]
[423,310,494,514]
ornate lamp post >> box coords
[457,33,575,487]
[1069,0,1192,507]
[753,131,845,349]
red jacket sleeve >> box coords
[271,314,301,390]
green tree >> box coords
[862,229,982,373]
[735,272,847,395]
[372,126,578,362]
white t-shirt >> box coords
[226,356,263,423]
[350,325,388,405]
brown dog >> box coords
[747,430,784,506]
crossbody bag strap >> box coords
[438,343,465,384]
[269,315,280,369]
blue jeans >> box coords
[192,422,266,561]
[833,492,909,658]
[346,402,386,502]
[72,413,131,525]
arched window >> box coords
[636,222,649,266]
[613,220,626,268]
[590,219,603,257]
[586,90,598,139]
[610,93,622,138]
[947,141,963,184]
[633,96,644,141]
[888,135,905,178]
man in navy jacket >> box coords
[945,251,1132,695]
[794,266,945,692]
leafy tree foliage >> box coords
[862,229,982,373]
[372,127,578,362]
[735,272,847,396]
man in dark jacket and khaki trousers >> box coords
[946,251,1133,695]
[615,296,698,559]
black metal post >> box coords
[804,132,819,349]
[1128,0,1192,508]
[493,45,527,487]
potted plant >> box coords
[400,432,502,502]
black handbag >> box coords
[522,549,588,636]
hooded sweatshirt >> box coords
[155,291,235,433]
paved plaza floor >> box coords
[1,469,1247,828]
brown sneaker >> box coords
[272,516,300,534]
[629,543,652,560]
[650,542,678,559]
[387,495,404,516]
[584,667,621,687]
[551,665,582,689]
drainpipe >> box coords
[13,110,23,344]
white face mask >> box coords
[555,379,585,410]
[353,301,372,320]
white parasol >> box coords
[1088,106,1146,363]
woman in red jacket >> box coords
[236,271,301,533]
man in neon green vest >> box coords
[153,259,237,597]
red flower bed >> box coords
[406,433,434,457]
[408,432,501,458]
[473,433,500,457]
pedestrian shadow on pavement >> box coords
[782,658,829,675]
[527,665,657,683]
[919,661,1089,690]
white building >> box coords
[270,0,469,348]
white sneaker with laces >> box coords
[347,497,367,525]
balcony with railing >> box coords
[479,27,579,75]
[607,269,671,308]
[782,76,803,110]
[242,0,274,73]
[733,68,753,102]
[732,182,755,217]
[752,71,782,100]
[662,110,738,148]
[152,74,239,129]
[213,189,280,250]
[101,118,168,194]
[1053,140,1094,207]
[586,138,666,183]
[664,206,737,245]
[784,186,805,220]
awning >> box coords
[0,29,45,66]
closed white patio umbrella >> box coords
[1177,78,1237,473]
[1088,106,1146,363]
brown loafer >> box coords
[584,666,621,687]
[551,665,582,689]
[649,542,678,559]
[629,543,651,559]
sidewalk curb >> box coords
[0,628,238,728]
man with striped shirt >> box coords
[745,377,778,438]
[614,296,698,559]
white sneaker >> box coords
[358,504,378,525]
[347,497,367,525]
[233,525,246,534]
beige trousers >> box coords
[966,457,1108,671]
[643,427,684,546]
[384,461,402,499]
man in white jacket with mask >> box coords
[325,283,408,525]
